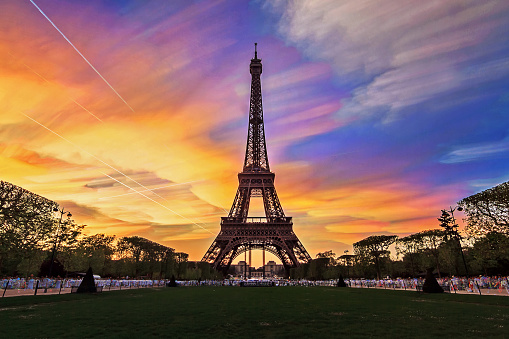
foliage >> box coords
[354,235,398,257]
[416,229,447,276]
[60,233,115,275]
[459,181,509,236]
[0,181,204,280]
[395,233,424,276]
[0,181,81,276]
[469,232,509,275]
[438,209,459,241]
[0,181,56,274]
[337,254,355,266]
[4,178,509,279]
[438,209,471,276]
[354,235,398,279]
[315,250,337,266]
[307,257,331,280]
[114,236,178,278]
[316,250,336,259]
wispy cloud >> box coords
[441,139,509,164]
[265,0,509,121]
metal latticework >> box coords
[202,45,311,275]
[243,47,269,173]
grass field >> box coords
[1,287,508,338]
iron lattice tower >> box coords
[202,44,311,275]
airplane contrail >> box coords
[23,113,169,202]
[26,65,103,122]
[72,100,103,122]
[22,113,213,233]
[7,52,103,122]
[99,181,200,200]
[101,172,214,234]
[29,0,135,112]
[23,113,141,188]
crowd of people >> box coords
[346,276,508,290]
[1,276,508,296]
[0,277,169,292]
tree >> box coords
[159,247,176,279]
[353,235,398,280]
[0,181,190,279]
[438,209,469,276]
[416,229,446,277]
[175,252,189,279]
[395,233,423,276]
[0,181,67,276]
[307,258,330,280]
[1,181,52,267]
[338,251,356,278]
[459,181,509,236]
[61,233,115,275]
[438,210,457,240]
[315,250,336,265]
[116,236,176,278]
[44,216,84,277]
[470,232,509,275]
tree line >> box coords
[291,181,509,280]
[0,181,221,280]
[2,179,508,280]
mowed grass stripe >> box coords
[0,287,508,338]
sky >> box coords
[1,0,509,265]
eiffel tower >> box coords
[202,44,311,275]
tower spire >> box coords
[244,43,268,172]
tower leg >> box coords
[249,247,252,279]
[263,244,265,279]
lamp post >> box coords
[344,250,350,278]
[448,206,469,277]
[48,207,72,278]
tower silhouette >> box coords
[202,44,311,275]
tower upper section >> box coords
[250,43,262,75]
[243,43,270,173]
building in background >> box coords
[230,260,284,279]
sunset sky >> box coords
[1,0,509,265]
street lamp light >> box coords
[344,250,350,278]
[448,205,469,277]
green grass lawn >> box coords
[1,287,508,338]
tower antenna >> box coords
[254,42,257,59]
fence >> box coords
[1,278,169,297]
[344,277,509,296]
[2,276,509,297]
